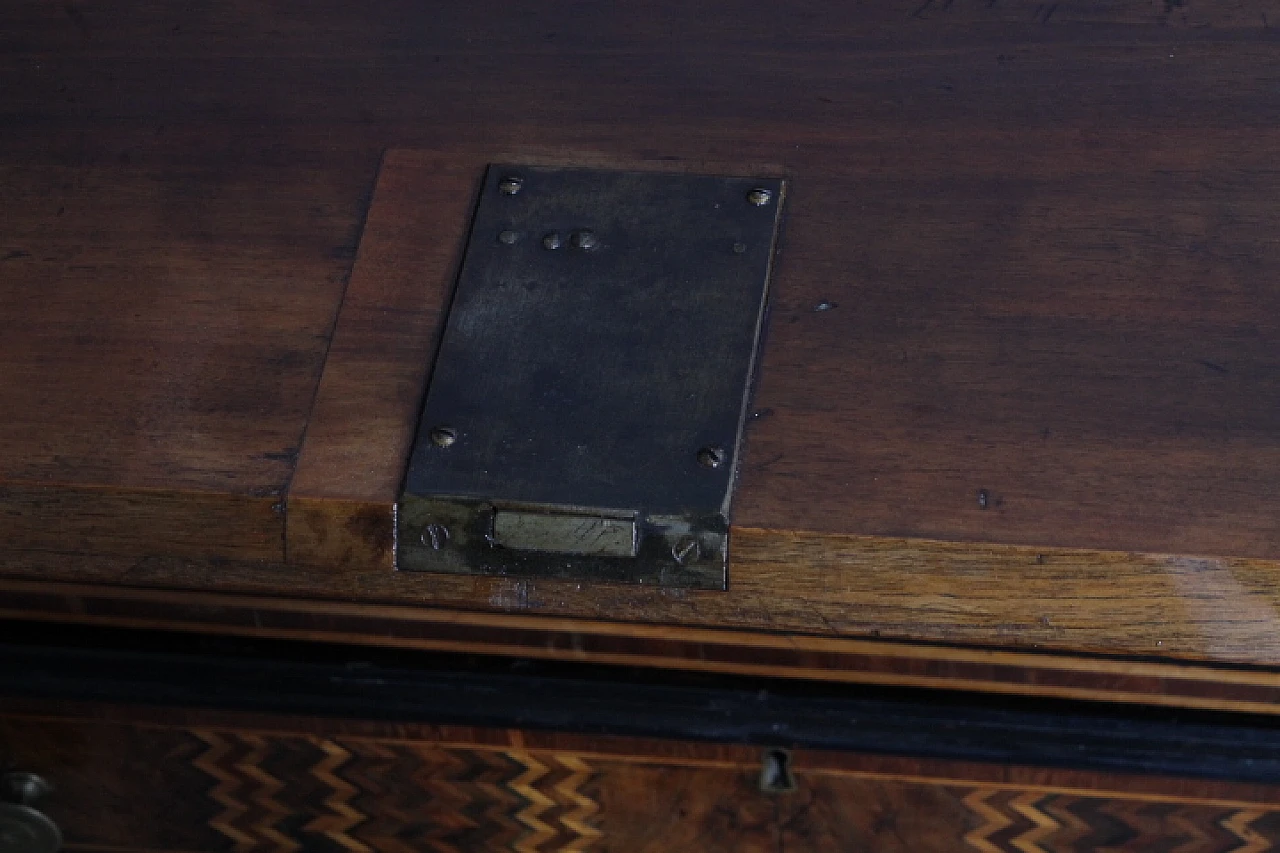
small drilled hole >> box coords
[429,426,458,448]
[697,445,726,469]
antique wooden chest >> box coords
[4,0,1280,849]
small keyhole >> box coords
[759,748,797,794]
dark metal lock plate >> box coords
[398,166,784,589]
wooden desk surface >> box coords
[5,0,1280,710]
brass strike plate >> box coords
[398,165,784,589]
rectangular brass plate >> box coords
[492,511,638,558]
[398,165,784,589]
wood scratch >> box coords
[1035,2,1058,23]
[911,0,935,19]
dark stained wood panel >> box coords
[269,154,1280,688]
[0,164,359,491]
[740,168,1280,556]
[0,161,367,559]
[0,484,281,561]
[4,0,1280,691]
[4,0,1279,555]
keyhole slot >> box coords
[759,748,797,793]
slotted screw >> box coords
[672,537,701,565]
[421,524,450,550]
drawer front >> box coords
[4,703,1280,853]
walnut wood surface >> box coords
[4,0,1280,698]
[284,153,1280,679]
[11,578,1280,714]
[3,700,1280,852]
[0,159,363,559]
[286,156,478,569]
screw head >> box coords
[499,176,523,195]
[429,426,458,448]
[542,232,563,250]
[697,445,726,469]
[671,536,702,565]
[569,229,599,250]
[498,229,520,245]
[747,187,773,206]
[421,523,450,550]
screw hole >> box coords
[429,426,458,448]
[697,445,726,469]
[569,229,599,251]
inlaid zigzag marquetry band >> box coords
[192,732,602,852]
[190,730,1280,852]
[962,788,1278,853]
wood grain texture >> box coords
[11,579,1280,714]
[4,701,1280,852]
[284,152,1280,674]
[0,159,364,560]
[6,0,1280,691]
[33,520,1274,675]
[0,484,281,561]
[285,155,480,569]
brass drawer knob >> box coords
[0,773,60,853]
[0,804,61,853]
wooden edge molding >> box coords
[5,578,1280,715]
